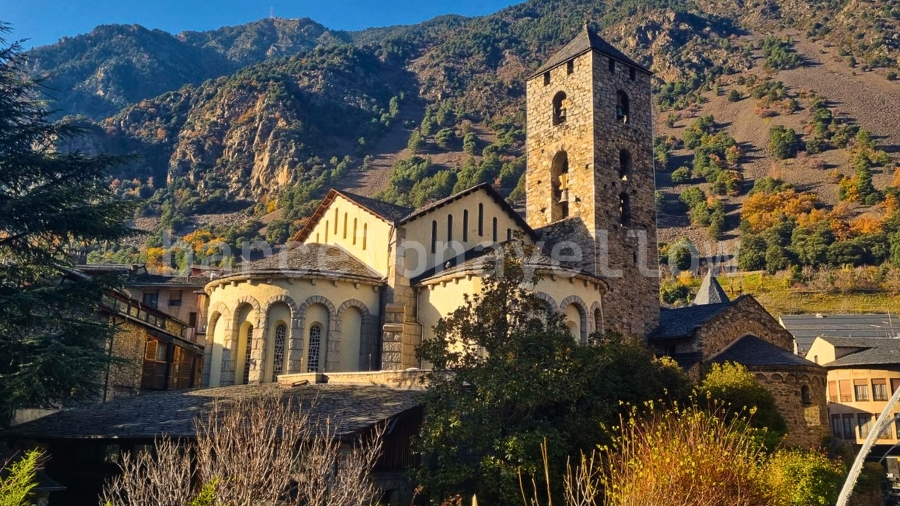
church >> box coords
[200,25,829,447]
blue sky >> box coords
[1,0,521,48]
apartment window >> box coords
[839,380,852,402]
[892,378,900,394]
[880,419,893,439]
[858,414,872,439]
[831,415,842,438]
[168,290,183,306]
[843,414,855,439]
[188,312,197,327]
[142,291,159,309]
[828,381,838,403]
[855,379,870,402]
[873,379,889,401]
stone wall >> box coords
[752,366,830,448]
[106,320,146,399]
[697,297,795,359]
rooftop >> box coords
[694,271,730,306]
[2,383,421,441]
[531,23,650,78]
[780,313,900,354]
[239,243,382,280]
[652,302,733,340]
[711,335,820,368]
[814,336,900,368]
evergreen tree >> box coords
[0,28,136,426]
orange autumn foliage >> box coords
[741,190,819,233]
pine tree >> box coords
[0,26,136,426]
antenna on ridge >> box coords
[270,6,275,19]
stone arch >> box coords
[770,373,783,382]
[533,292,558,312]
[205,302,231,386]
[336,299,377,371]
[552,91,567,125]
[262,295,300,382]
[550,151,569,222]
[296,295,337,372]
[785,374,798,384]
[560,295,588,344]
[755,373,767,382]
[616,90,630,123]
[222,296,261,385]
[589,301,603,335]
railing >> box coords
[182,327,196,343]
[103,296,167,330]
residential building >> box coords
[780,313,900,356]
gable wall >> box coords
[697,297,795,360]
[304,195,393,277]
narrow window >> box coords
[272,324,286,382]
[842,414,854,439]
[858,414,872,439]
[801,385,812,405]
[447,214,453,242]
[427,220,436,254]
[828,381,838,403]
[463,210,469,242]
[551,151,570,221]
[334,209,339,234]
[343,213,348,239]
[543,71,550,86]
[492,217,498,243]
[506,228,512,242]
[362,224,367,250]
[619,149,632,181]
[608,58,615,73]
[594,308,603,333]
[616,91,630,123]
[552,91,567,125]
[242,324,253,385]
[353,218,357,245]
[839,380,852,402]
[307,324,321,373]
[478,204,484,236]
[566,60,574,74]
[325,221,329,242]
[629,67,636,80]
[619,193,631,226]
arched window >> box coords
[362,224,367,250]
[552,91,567,125]
[242,324,253,385]
[307,324,322,373]
[619,193,631,226]
[594,308,603,333]
[447,214,453,242]
[463,210,469,242]
[272,324,286,382]
[478,204,484,236]
[801,385,812,405]
[551,151,570,222]
[616,91,630,123]
[352,218,357,245]
[619,149,632,181]
[343,213,348,239]
[431,220,437,253]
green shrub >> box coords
[671,166,692,184]
[765,450,845,506]
[0,449,41,506]
[728,89,742,102]
[768,125,801,159]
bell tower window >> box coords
[619,193,631,226]
[616,91,630,124]
[552,92,567,126]
[619,150,632,181]
[551,151,570,222]
[543,72,550,86]
[566,60,574,75]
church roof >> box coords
[694,270,730,305]
[652,302,733,340]
[710,335,819,368]
[337,190,414,223]
[243,243,382,280]
[530,24,650,79]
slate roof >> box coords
[240,243,382,280]
[652,302,732,340]
[815,336,900,368]
[2,383,421,441]
[694,271,730,305]
[337,190,413,223]
[710,335,819,368]
[531,24,650,78]
[780,313,900,354]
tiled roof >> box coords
[241,243,382,280]
[2,383,421,441]
[711,335,819,368]
[652,303,733,340]
[336,190,413,223]
[780,313,900,354]
[816,336,900,367]
[694,270,730,305]
[531,24,650,78]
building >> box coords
[648,271,829,447]
[780,313,900,356]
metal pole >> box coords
[837,383,900,505]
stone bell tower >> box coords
[525,24,660,337]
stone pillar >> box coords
[220,319,236,385]
[382,305,406,370]
[288,317,305,374]
[248,323,266,384]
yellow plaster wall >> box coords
[401,191,532,276]
[304,195,394,276]
[824,367,900,444]
[418,276,484,345]
[805,338,838,365]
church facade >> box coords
[200,26,828,447]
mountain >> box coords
[22,0,900,292]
